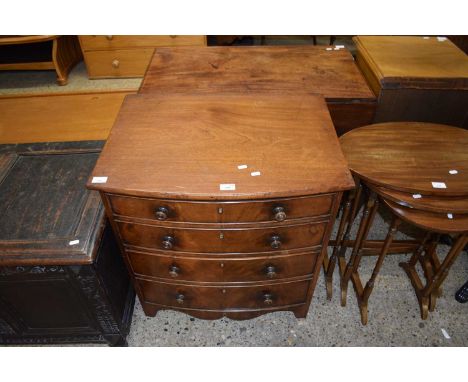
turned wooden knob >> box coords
[263,293,273,305]
[106,35,114,40]
[155,206,169,220]
[176,293,185,304]
[273,206,286,222]
[169,265,180,278]
[162,235,175,250]
[112,59,120,68]
[269,235,282,249]
[265,265,277,278]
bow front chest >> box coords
[88,93,354,319]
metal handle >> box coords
[176,293,185,304]
[263,293,273,305]
[265,265,277,278]
[106,35,113,40]
[169,265,180,278]
[273,206,286,222]
[269,235,282,249]
[162,235,175,250]
[112,59,120,68]
[155,206,169,221]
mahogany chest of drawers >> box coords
[353,36,468,128]
[0,141,135,346]
[87,93,354,320]
[79,35,206,79]
[138,45,376,135]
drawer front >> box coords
[109,194,334,224]
[83,49,154,78]
[137,278,309,310]
[117,221,327,253]
[80,35,206,50]
[127,250,318,282]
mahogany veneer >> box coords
[139,46,376,135]
[88,93,354,320]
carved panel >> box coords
[75,274,120,334]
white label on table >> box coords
[69,240,80,246]
[92,176,108,184]
[237,164,248,170]
[412,194,422,199]
[335,45,345,49]
[437,37,447,42]
[326,47,333,51]
[220,184,236,191]
[447,213,453,219]
[449,169,458,175]
[250,171,261,177]
[423,36,430,39]
[441,328,451,339]
[432,182,447,189]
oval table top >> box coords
[368,183,468,214]
[340,122,468,196]
[383,199,468,234]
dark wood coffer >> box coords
[0,141,135,346]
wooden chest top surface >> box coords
[139,46,375,102]
[87,93,354,199]
[0,141,105,266]
[354,36,468,89]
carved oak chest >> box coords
[0,141,135,346]
[87,93,354,320]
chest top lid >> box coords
[0,141,105,266]
[353,36,468,89]
[87,93,354,200]
[139,45,375,102]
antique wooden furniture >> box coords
[326,122,468,324]
[0,141,135,346]
[79,35,206,79]
[353,36,468,128]
[0,90,136,144]
[87,93,354,320]
[0,35,82,85]
[138,46,376,135]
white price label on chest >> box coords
[431,182,447,189]
[220,184,236,191]
[92,176,108,184]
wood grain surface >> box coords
[340,122,468,196]
[383,199,468,234]
[353,36,468,89]
[0,91,134,144]
[372,185,468,214]
[139,45,375,101]
[88,93,354,199]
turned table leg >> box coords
[400,234,468,320]
[340,191,378,307]
[354,216,401,325]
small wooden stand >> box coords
[0,35,82,85]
